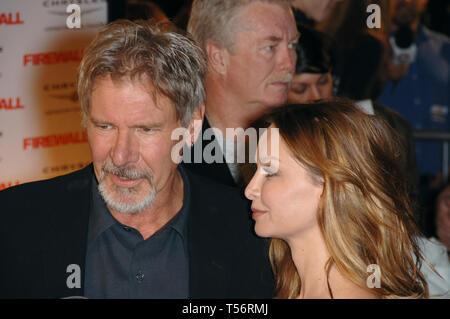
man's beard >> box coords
[98,161,157,214]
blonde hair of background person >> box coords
[187,0,293,52]
[249,100,429,298]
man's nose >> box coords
[278,45,296,73]
[111,130,139,167]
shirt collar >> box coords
[87,165,191,247]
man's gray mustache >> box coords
[101,161,153,180]
[271,73,293,83]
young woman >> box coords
[245,100,429,298]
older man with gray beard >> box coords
[0,20,274,299]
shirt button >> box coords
[136,271,144,283]
[414,98,421,105]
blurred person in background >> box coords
[287,25,335,104]
[184,0,299,187]
[372,0,450,242]
[377,0,450,186]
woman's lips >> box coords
[251,207,267,219]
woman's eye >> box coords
[318,76,329,86]
[291,84,307,94]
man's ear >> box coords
[188,103,205,146]
[205,40,229,75]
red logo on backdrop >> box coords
[23,131,88,150]
[0,181,20,191]
[0,12,24,25]
[23,49,83,66]
[0,97,24,110]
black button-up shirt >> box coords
[84,166,190,298]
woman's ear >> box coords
[205,40,229,75]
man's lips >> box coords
[109,173,144,188]
[251,207,267,219]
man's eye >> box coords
[141,127,153,133]
[97,124,112,130]
[288,42,297,49]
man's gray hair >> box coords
[187,0,293,52]
[78,19,207,127]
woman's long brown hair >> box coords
[264,99,428,298]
